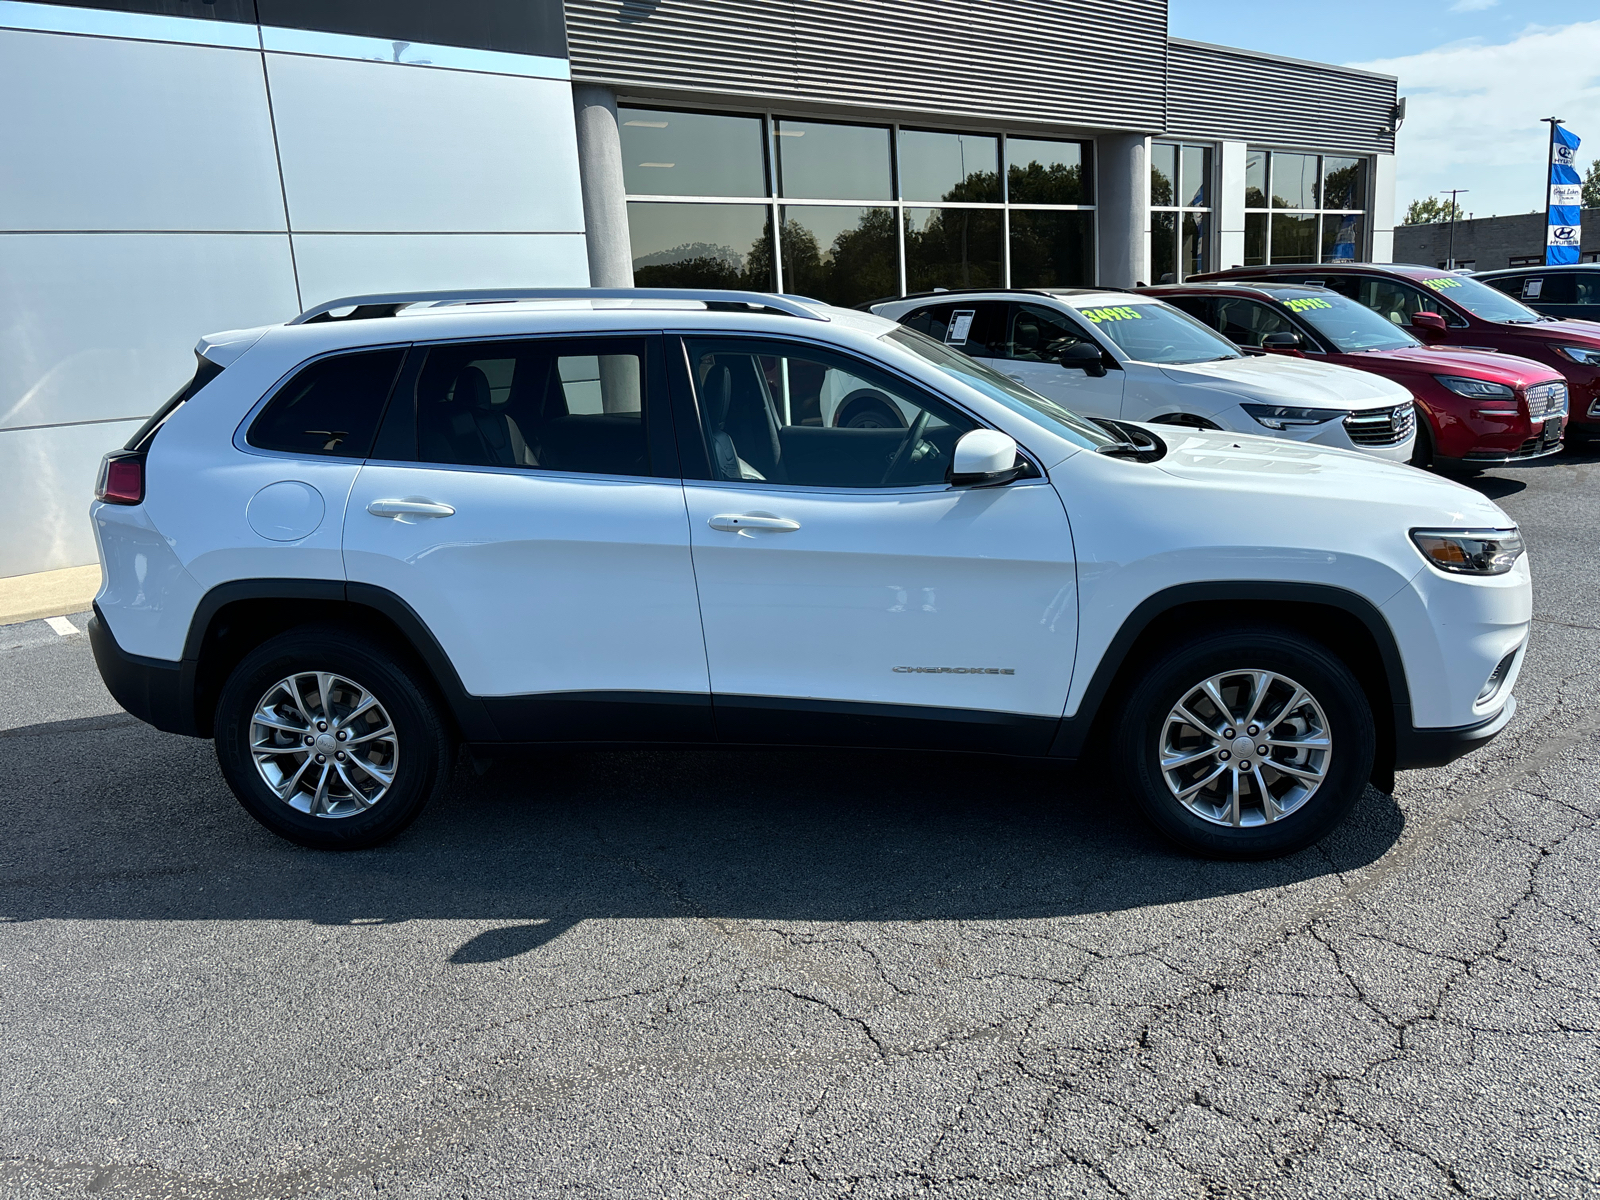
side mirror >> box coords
[1411,311,1448,341]
[1261,331,1303,354]
[1058,341,1108,378]
[949,429,1026,488]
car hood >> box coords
[1505,317,1600,346]
[1362,346,1564,386]
[1149,425,1510,522]
[1157,354,1411,410]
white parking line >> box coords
[45,616,79,637]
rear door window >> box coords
[1517,275,1576,304]
[900,302,1006,357]
[247,349,405,458]
[407,338,652,477]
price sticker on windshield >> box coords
[945,309,975,343]
[1283,297,1333,312]
[1421,277,1463,291]
[1081,306,1143,322]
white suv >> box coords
[90,288,1528,859]
[869,289,1418,460]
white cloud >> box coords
[1448,0,1498,12]
[1349,21,1600,217]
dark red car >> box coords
[1189,261,1600,445]
[1137,282,1569,469]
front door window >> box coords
[684,338,976,489]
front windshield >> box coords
[883,326,1117,450]
[1072,301,1243,364]
[1417,274,1547,324]
[1275,292,1420,351]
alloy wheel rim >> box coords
[1158,669,1331,828]
[249,672,398,818]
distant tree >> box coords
[1403,196,1464,225]
[1584,160,1600,208]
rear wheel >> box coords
[214,627,453,849]
[1113,628,1374,859]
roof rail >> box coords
[290,287,831,325]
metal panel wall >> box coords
[1164,39,1396,156]
[565,0,1169,131]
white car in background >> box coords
[869,289,1418,460]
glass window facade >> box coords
[1244,150,1370,266]
[620,107,1096,307]
[1150,141,1212,282]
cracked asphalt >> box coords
[4,453,1600,1198]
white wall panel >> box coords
[291,233,589,303]
[0,233,299,431]
[0,29,286,232]
[0,418,142,577]
[265,54,585,234]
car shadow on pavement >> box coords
[0,721,1405,961]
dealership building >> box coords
[0,0,1399,579]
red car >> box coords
[1138,282,1569,468]
[1190,261,1599,445]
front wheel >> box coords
[1113,628,1374,859]
[214,627,453,849]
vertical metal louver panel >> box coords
[1164,39,1397,155]
[565,0,1168,130]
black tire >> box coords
[214,627,453,850]
[1112,627,1375,860]
[1410,417,1436,469]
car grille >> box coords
[1526,381,1568,418]
[1344,402,1416,447]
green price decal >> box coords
[1421,277,1463,291]
[1283,297,1333,312]
[1082,306,1143,322]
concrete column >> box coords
[1096,133,1150,287]
[1216,140,1248,271]
[1370,153,1397,264]
[573,84,633,287]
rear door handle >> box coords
[367,498,455,518]
[708,513,800,533]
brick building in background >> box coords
[1394,210,1600,271]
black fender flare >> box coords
[1052,581,1411,763]
[180,578,497,740]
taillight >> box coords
[96,451,145,505]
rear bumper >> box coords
[1394,696,1515,770]
[88,604,200,737]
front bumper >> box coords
[1394,696,1516,770]
[88,604,199,737]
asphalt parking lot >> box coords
[4,453,1600,1199]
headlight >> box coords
[1557,345,1600,366]
[1410,528,1525,576]
[1239,403,1344,430]
[1434,375,1514,400]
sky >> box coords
[1169,1,1600,218]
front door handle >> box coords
[708,513,800,533]
[367,498,456,518]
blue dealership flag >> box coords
[1547,125,1582,265]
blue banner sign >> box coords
[1547,124,1582,265]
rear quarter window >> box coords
[247,349,405,459]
